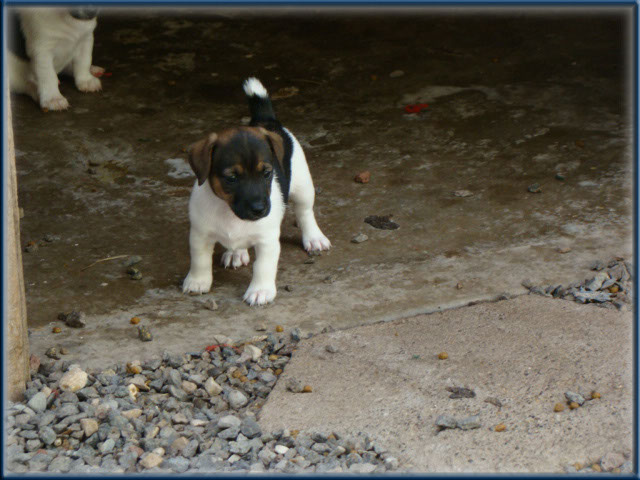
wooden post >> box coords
[6,90,30,401]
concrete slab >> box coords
[258,295,634,473]
[10,8,633,367]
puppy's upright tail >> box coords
[243,77,276,123]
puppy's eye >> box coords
[263,169,272,178]
[225,175,237,184]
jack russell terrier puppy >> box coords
[8,7,103,111]
[183,78,331,306]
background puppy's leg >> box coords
[72,33,102,92]
[8,53,38,102]
[243,238,280,306]
[183,230,214,294]
[289,148,331,252]
[32,52,68,110]
[221,249,250,269]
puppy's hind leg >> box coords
[8,53,38,102]
[221,249,250,269]
[289,149,331,252]
[183,229,214,294]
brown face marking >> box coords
[211,175,233,205]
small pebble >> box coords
[438,352,448,360]
[456,282,463,289]
[389,70,404,78]
[569,402,579,410]
[325,344,338,353]
[45,347,60,360]
[591,391,601,400]
[284,285,294,292]
[59,347,69,355]
[52,327,62,334]
[453,190,473,198]
[527,183,542,193]
[494,423,506,432]
[592,464,602,472]
[302,385,313,393]
[65,311,86,328]
[554,403,565,412]
[138,325,153,342]
[130,317,141,325]
[555,173,566,181]
[123,255,142,267]
[351,233,369,244]
[275,325,284,333]
[354,171,371,184]
[557,247,572,254]
[204,299,218,311]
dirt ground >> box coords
[10,3,633,409]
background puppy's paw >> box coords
[90,65,105,77]
[221,249,250,269]
[40,95,70,111]
[182,273,212,294]
[243,284,277,306]
[303,232,332,252]
[76,75,102,93]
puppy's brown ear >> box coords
[188,133,218,186]
[258,127,284,168]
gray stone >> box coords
[99,438,116,453]
[26,439,43,451]
[290,328,302,342]
[168,386,188,401]
[457,415,481,430]
[166,456,190,473]
[240,417,262,438]
[285,378,303,393]
[586,272,610,291]
[27,392,47,413]
[349,463,377,473]
[56,403,80,419]
[325,344,339,353]
[39,426,57,445]
[435,414,458,429]
[218,414,242,429]
[218,426,240,440]
[183,439,199,458]
[259,447,277,466]
[600,452,626,471]
[351,233,369,243]
[48,455,72,472]
[258,371,276,383]
[28,451,52,470]
[564,391,586,406]
[226,389,248,409]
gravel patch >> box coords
[6,333,399,474]
[522,257,632,311]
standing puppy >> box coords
[8,7,103,111]
[183,78,331,306]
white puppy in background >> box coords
[8,7,103,111]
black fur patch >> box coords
[252,120,293,203]
[7,10,29,60]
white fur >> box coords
[183,127,331,306]
[243,77,268,98]
[9,8,102,111]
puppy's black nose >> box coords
[250,201,267,216]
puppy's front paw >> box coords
[40,95,70,111]
[243,284,277,306]
[221,249,250,269]
[182,272,212,294]
[76,75,102,93]
[90,65,105,77]
[303,232,332,252]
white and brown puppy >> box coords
[183,78,331,306]
[8,7,103,111]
